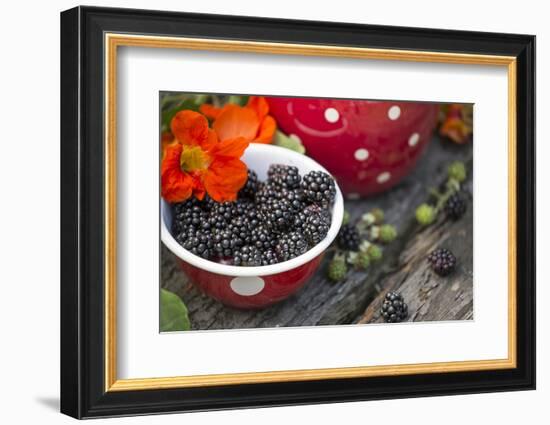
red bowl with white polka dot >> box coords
[266,97,439,198]
[161,144,344,309]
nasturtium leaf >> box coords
[160,289,191,332]
[273,130,306,154]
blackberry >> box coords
[337,224,360,251]
[303,203,331,221]
[233,245,263,266]
[380,292,408,323]
[250,226,277,251]
[260,198,294,232]
[208,202,236,230]
[261,249,278,266]
[172,200,206,235]
[267,164,301,189]
[212,229,239,258]
[301,170,336,206]
[238,170,259,199]
[282,188,306,211]
[276,231,308,262]
[291,211,308,232]
[444,193,467,220]
[179,230,214,260]
[427,248,457,276]
[255,183,278,204]
[227,216,252,247]
[303,210,331,246]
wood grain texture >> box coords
[161,135,473,330]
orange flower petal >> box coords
[203,158,248,202]
[191,175,206,200]
[210,137,249,159]
[161,144,194,202]
[199,103,222,120]
[440,118,470,144]
[203,129,218,151]
[161,143,182,175]
[254,115,276,144]
[213,104,260,143]
[170,110,210,147]
[247,96,269,120]
[161,132,175,155]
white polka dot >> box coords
[408,133,420,147]
[377,172,391,184]
[388,105,401,120]
[354,148,369,161]
[347,193,361,200]
[324,108,340,123]
[230,276,265,296]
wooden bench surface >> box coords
[161,135,473,330]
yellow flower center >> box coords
[179,146,210,172]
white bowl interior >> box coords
[161,143,344,277]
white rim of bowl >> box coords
[161,144,344,277]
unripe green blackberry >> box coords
[367,244,383,262]
[328,255,347,282]
[379,224,397,243]
[342,210,350,226]
[447,161,467,183]
[360,208,384,226]
[416,203,436,225]
[354,252,371,270]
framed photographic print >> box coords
[60,6,535,419]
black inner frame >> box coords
[60,6,535,419]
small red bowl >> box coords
[266,97,438,198]
[161,144,344,309]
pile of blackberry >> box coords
[171,165,336,266]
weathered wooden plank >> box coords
[356,187,473,324]
[161,135,473,330]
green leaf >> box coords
[273,130,306,154]
[160,289,191,332]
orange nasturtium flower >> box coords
[200,96,276,144]
[439,104,473,144]
[161,110,249,203]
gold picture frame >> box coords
[104,33,517,392]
